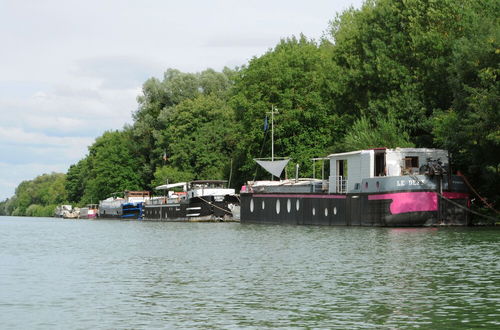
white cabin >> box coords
[187,180,235,200]
[327,148,448,193]
[155,180,235,201]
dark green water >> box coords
[0,216,498,329]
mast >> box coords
[255,105,288,180]
[268,105,278,162]
[272,105,274,162]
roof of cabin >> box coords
[327,147,448,158]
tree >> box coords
[151,166,194,188]
[81,129,143,203]
[65,158,89,203]
[156,94,237,180]
[433,1,500,206]
[344,115,414,150]
[0,199,8,215]
[132,68,237,188]
[328,0,482,146]
[5,173,67,216]
[230,35,345,185]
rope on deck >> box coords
[409,174,498,223]
[197,196,233,215]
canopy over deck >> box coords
[155,182,187,190]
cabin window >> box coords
[404,156,419,169]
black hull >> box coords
[143,196,238,222]
[240,191,469,227]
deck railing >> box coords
[335,176,348,194]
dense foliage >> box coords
[230,35,346,183]
[67,129,143,203]
[0,173,67,217]
[2,0,498,217]
[130,68,237,188]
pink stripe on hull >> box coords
[369,192,438,215]
[442,192,469,199]
[252,194,347,199]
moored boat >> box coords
[79,204,98,219]
[241,148,470,226]
[98,191,150,220]
[143,180,240,221]
[55,205,74,218]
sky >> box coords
[0,0,363,201]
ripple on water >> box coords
[0,217,498,328]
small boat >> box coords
[79,204,98,219]
[62,207,80,219]
[143,180,240,222]
[55,205,73,218]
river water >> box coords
[0,216,498,329]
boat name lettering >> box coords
[397,179,424,187]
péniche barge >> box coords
[240,148,470,227]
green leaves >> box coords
[151,166,194,188]
[77,130,143,203]
[344,115,414,150]
[230,36,345,181]
[431,8,500,204]
[131,68,237,188]
[157,94,237,180]
[4,173,67,216]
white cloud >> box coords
[0,127,92,148]
[74,56,164,89]
[0,84,138,135]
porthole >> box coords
[296,199,300,211]
[287,199,291,213]
[262,200,265,210]
[325,208,328,217]
[334,206,337,215]
[312,207,316,216]
[276,199,281,214]
[250,198,254,213]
